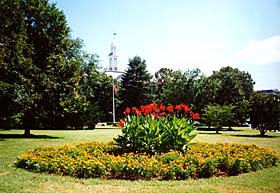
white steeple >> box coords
[108,31,118,71]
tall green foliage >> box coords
[194,75,221,113]
[210,66,254,105]
[152,68,174,103]
[0,0,84,133]
[115,114,196,154]
[115,103,199,154]
[152,68,201,107]
[80,54,113,123]
[0,81,17,128]
[119,56,152,111]
[0,0,33,130]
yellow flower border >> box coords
[15,142,279,180]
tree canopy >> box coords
[152,68,201,107]
[209,66,255,105]
[0,0,98,133]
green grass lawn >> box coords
[0,127,280,193]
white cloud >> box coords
[236,35,280,65]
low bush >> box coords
[15,142,279,180]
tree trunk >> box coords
[215,127,220,134]
[258,126,267,137]
[259,129,266,137]
[216,126,222,134]
[227,125,233,131]
[24,128,31,137]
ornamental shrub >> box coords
[15,142,279,180]
[115,103,199,154]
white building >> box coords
[108,32,118,71]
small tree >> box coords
[202,104,235,134]
[249,92,280,136]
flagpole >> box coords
[112,78,116,123]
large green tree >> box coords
[249,92,280,136]
[210,66,254,105]
[119,56,152,111]
[0,0,83,134]
[196,66,254,124]
[0,0,33,130]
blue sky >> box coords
[50,0,280,90]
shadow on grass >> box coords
[196,132,222,135]
[0,133,62,139]
[196,127,243,132]
[230,134,280,138]
[196,131,280,138]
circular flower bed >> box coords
[15,142,279,180]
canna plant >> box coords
[115,103,199,154]
[160,115,197,152]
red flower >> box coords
[140,105,148,115]
[192,113,200,120]
[150,103,158,109]
[124,103,195,118]
[166,105,174,113]
[152,113,158,118]
[159,112,166,117]
[118,119,125,128]
[135,110,141,115]
[155,108,160,113]
[132,107,141,116]
[175,104,182,111]
[182,104,190,113]
[160,104,166,111]
[123,107,131,115]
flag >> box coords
[113,84,117,94]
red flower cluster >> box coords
[123,103,200,120]
[118,119,125,128]
[191,112,200,120]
